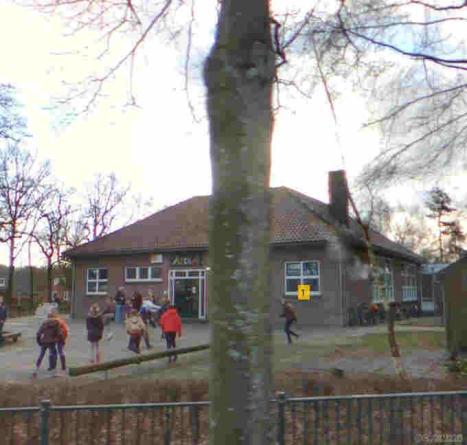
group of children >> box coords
[32,293,182,376]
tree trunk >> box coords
[6,236,15,305]
[28,240,34,302]
[438,214,443,262]
[387,304,408,380]
[47,258,53,303]
[204,1,275,443]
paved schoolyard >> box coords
[0,315,213,382]
[0,316,449,382]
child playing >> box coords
[159,305,182,363]
[125,309,146,354]
[50,307,69,372]
[86,303,104,364]
[34,311,63,376]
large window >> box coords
[285,261,320,295]
[125,266,162,282]
[87,268,108,295]
[401,263,418,301]
[371,258,394,303]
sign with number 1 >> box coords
[297,284,311,301]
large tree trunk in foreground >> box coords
[204,1,275,443]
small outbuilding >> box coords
[421,263,449,315]
[439,254,467,357]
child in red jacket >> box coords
[159,305,182,363]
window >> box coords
[401,263,418,301]
[371,258,394,303]
[87,268,108,295]
[284,261,320,295]
[0,278,6,288]
[125,266,162,282]
[150,254,163,264]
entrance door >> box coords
[174,279,199,318]
[169,269,206,319]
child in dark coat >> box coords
[280,300,299,344]
[86,303,104,364]
[0,297,7,337]
[34,311,63,376]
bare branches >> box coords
[81,172,130,241]
[271,18,287,68]
[184,0,200,123]
[347,29,467,70]
[410,0,467,11]
[366,83,467,127]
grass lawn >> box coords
[339,330,446,354]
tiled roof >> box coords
[65,187,422,262]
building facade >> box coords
[66,172,423,325]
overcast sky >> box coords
[0,1,465,266]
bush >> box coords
[445,358,467,377]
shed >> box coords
[440,254,467,357]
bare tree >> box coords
[0,145,51,304]
[355,186,393,234]
[81,173,130,241]
[29,186,74,301]
[392,214,437,260]
[27,0,467,438]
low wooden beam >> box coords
[68,344,210,377]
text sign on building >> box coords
[297,284,311,301]
[170,255,203,267]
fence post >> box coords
[40,399,51,445]
[277,392,286,445]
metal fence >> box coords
[0,391,465,444]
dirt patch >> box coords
[0,368,464,408]
[326,346,384,360]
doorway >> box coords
[169,269,206,319]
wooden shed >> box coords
[440,254,467,357]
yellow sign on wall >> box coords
[297,284,311,301]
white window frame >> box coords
[284,261,320,296]
[371,258,394,303]
[86,268,108,295]
[150,254,163,264]
[0,278,6,287]
[401,263,418,301]
[125,266,163,283]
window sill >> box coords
[125,279,163,283]
[284,293,322,298]
[86,293,107,296]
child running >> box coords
[159,305,182,363]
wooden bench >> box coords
[0,331,22,345]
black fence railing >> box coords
[0,391,465,444]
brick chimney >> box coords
[328,170,349,226]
